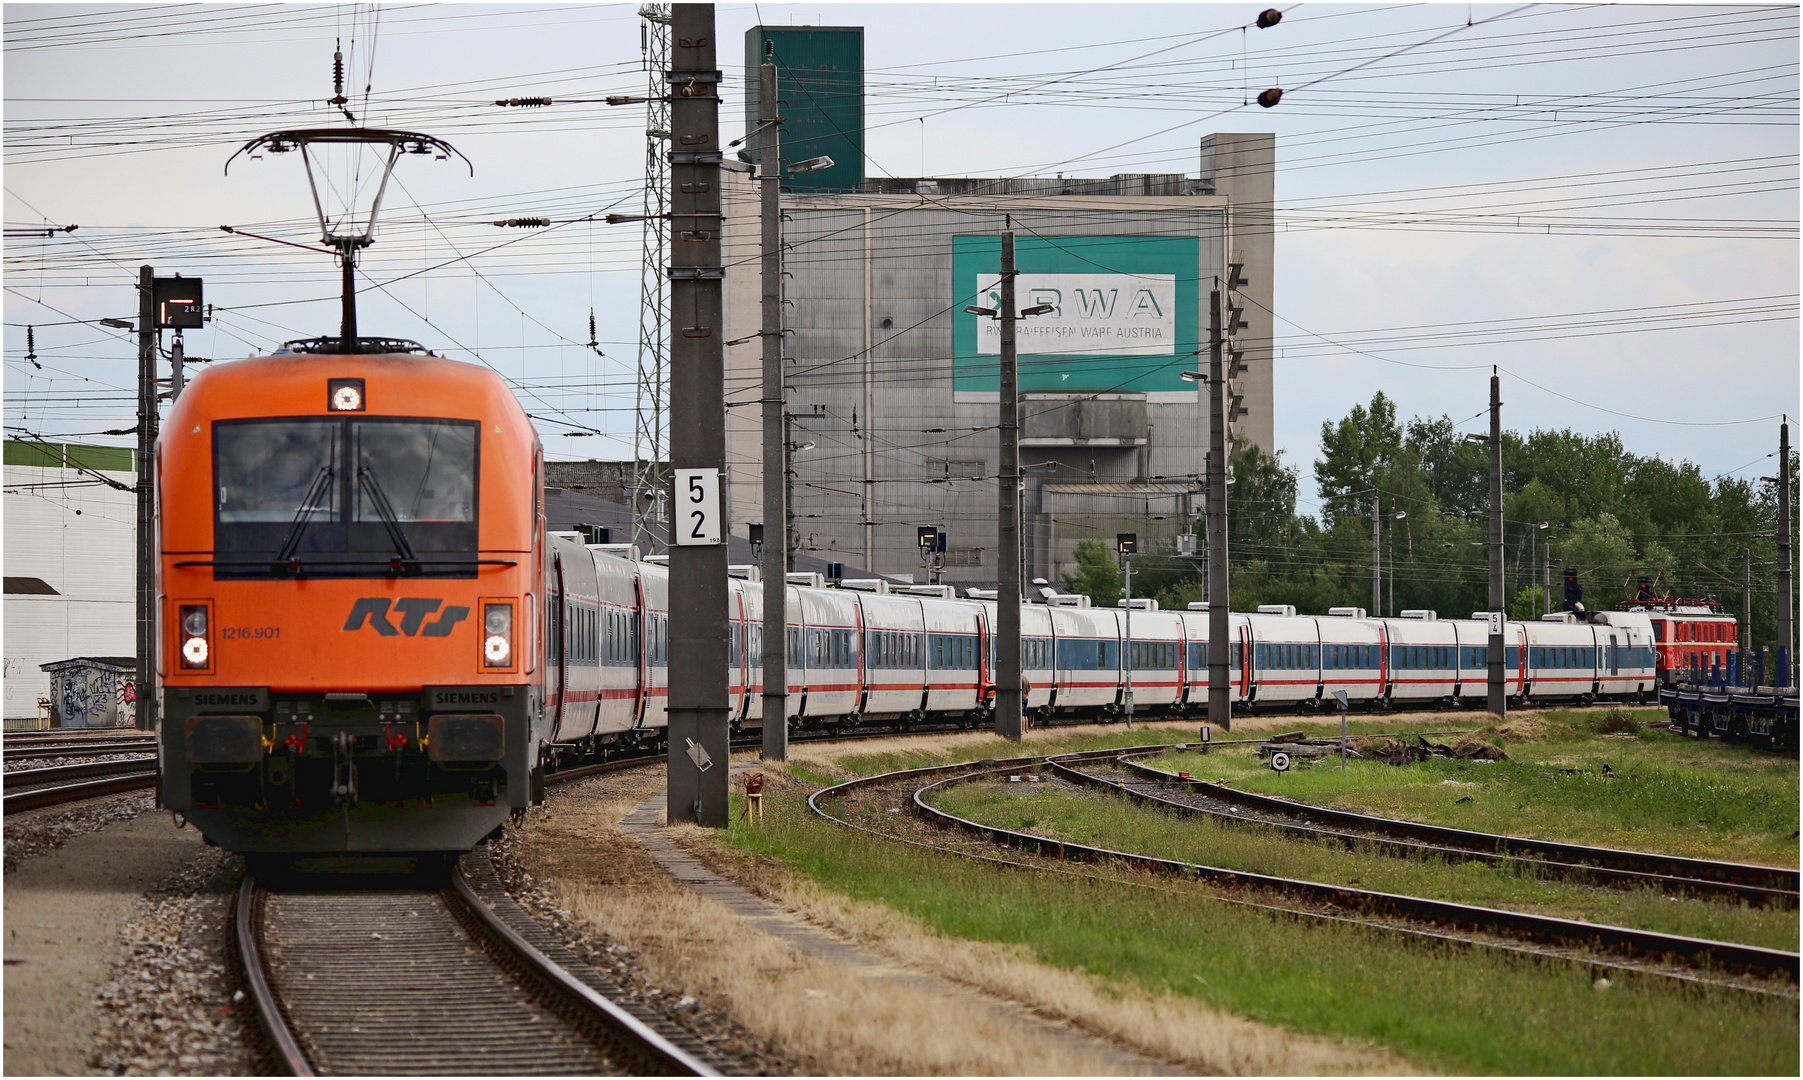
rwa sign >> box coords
[952,234,1199,394]
[972,272,1176,357]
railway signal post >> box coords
[665,2,730,827]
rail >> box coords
[808,753,1798,994]
[233,857,715,1076]
[1070,750,1797,907]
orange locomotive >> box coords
[157,340,549,853]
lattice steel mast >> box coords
[633,5,672,551]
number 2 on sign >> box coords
[674,468,721,546]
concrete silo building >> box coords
[722,26,1275,586]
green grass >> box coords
[725,784,1799,1075]
[1155,715,1799,867]
[930,781,1798,950]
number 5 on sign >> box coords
[674,468,722,546]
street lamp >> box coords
[788,154,835,174]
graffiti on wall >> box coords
[49,667,134,728]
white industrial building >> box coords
[3,440,137,721]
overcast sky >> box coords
[5,3,1797,518]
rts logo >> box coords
[343,598,470,637]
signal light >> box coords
[178,604,212,670]
[482,602,515,668]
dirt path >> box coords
[4,812,203,1074]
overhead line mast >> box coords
[633,4,672,552]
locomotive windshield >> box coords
[213,416,479,578]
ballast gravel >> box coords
[87,845,258,1076]
[490,828,804,1076]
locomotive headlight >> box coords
[482,602,514,668]
[178,603,212,670]
[327,377,366,412]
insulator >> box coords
[25,325,36,362]
[495,96,552,107]
[1256,9,1283,28]
[333,47,345,95]
[493,218,550,228]
[588,310,598,345]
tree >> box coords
[1559,513,1637,601]
[1316,391,1402,531]
[1063,538,1121,606]
[1508,584,1542,621]
[1407,414,1488,517]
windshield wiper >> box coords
[357,465,420,574]
[271,464,334,574]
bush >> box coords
[1590,708,1641,735]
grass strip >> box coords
[1155,710,1799,867]
[727,781,1798,1075]
[932,778,1798,951]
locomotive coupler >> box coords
[331,731,359,804]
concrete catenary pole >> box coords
[665,3,729,827]
[1206,287,1231,731]
[758,57,788,762]
[994,231,1023,740]
[1487,368,1507,718]
[135,266,157,732]
[1387,502,1396,619]
[1779,419,1793,686]
[1371,494,1381,616]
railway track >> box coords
[3,756,156,814]
[3,736,157,762]
[235,847,717,1076]
[810,751,1799,997]
[1053,749,1799,908]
